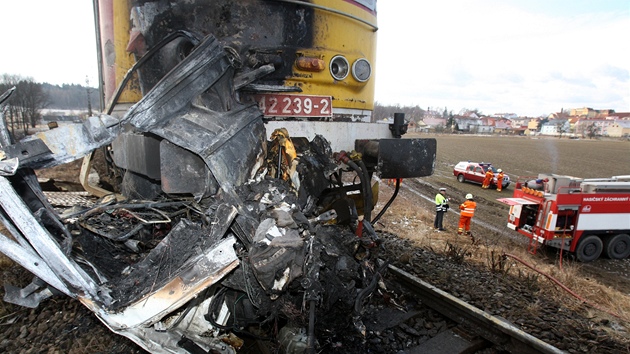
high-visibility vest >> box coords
[435,193,448,211]
[459,200,476,217]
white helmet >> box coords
[466,193,473,199]
[497,169,502,172]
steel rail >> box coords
[388,264,565,354]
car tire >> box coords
[576,235,603,262]
[603,234,630,259]
[457,174,465,183]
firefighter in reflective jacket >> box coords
[481,168,494,189]
[496,169,505,192]
[458,193,477,235]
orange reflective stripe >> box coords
[460,201,476,217]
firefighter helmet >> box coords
[497,169,502,172]
[466,193,473,199]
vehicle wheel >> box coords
[457,174,465,183]
[575,235,603,262]
[603,234,630,259]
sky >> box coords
[376,0,630,117]
[0,0,628,117]
[0,0,98,87]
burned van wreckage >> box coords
[1,1,436,353]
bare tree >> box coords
[586,123,599,139]
[86,76,93,116]
[459,108,483,116]
[374,102,426,123]
[18,80,48,132]
[0,74,22,139]
[556,122,567,139]
[0,74,48,139]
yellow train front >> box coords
[95,0,435,206]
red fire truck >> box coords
[498,174,630,262]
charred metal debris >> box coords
[0,35,435,354]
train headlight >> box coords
[352,58,371,82]
[330,55,349,80]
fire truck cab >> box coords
[498,174,630,262]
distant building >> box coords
[574,119,616,136]
[540,120,570,136]
[453,115,482,132]
[493,119,513,134]
[609,112,630,120]
[492,113,518,119]
[421,117,447,128]
[407,120,416,131]
[527,118,541,134]
[414,120,430,133]
[474,125,494,134]
[547,111,569,120]
[608,121,630,137]
[569,107,615,118]
[510,117,530,128]
[510,126,527,135]
[462,112,480,119]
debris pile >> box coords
[1,87,392,353]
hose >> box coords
[357,160,373,223]
[504,253,627,321]
[372,178,400,224]
[334,151,372,223]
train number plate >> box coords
[254,94,332,118]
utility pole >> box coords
[85,76,93,117]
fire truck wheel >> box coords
[575,235,603,262]
[457,174,465,183]
[603,234,630,260]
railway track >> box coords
[387,264,564,354]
